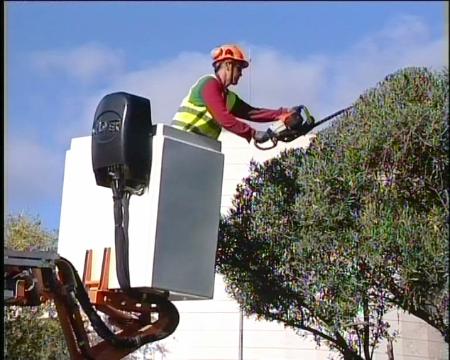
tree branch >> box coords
[363,295,371,360]
[387,282,448,341]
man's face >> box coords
[231,62,244,85]
[225,61,244,86]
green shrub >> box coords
[217,67,449,359]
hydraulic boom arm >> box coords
[4,249,179,360]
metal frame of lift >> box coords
[4,249,179,360]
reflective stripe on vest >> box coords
[172,75,238,140]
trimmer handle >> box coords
[254,129,278,150]
[254,138,277,150]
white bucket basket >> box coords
[58,124,224,300]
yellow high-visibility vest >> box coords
[172,75,237,140]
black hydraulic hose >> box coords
[111,172,131,290]
[110,172,154,301]
[57,257,179,349]
[50,259,95,360]
[56,257,137,348]
[53,168,179,351]
[65,292,96,360]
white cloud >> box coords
[379,15,430,44]
[104,51,212,124]
[49,51,212,145]
[31,42,125,83]
[236,46,330,111]
[77,14,446,129]
[41,14,449,145]
[77,47,330,131]
[5,136,65,204]
[8,14,447,223]
[326,15,448,112]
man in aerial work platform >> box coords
[171,44,295,144]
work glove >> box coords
[253,130,272,143]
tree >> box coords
[217,67,449,359]
[4,214,70,360]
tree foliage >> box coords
[4,214,70,360]
[217,67,449,359]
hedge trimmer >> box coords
[254,105,353,150]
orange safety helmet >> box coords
[211,44,250,68]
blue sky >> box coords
[5,1,448,232]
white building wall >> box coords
[147,130,448,360]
